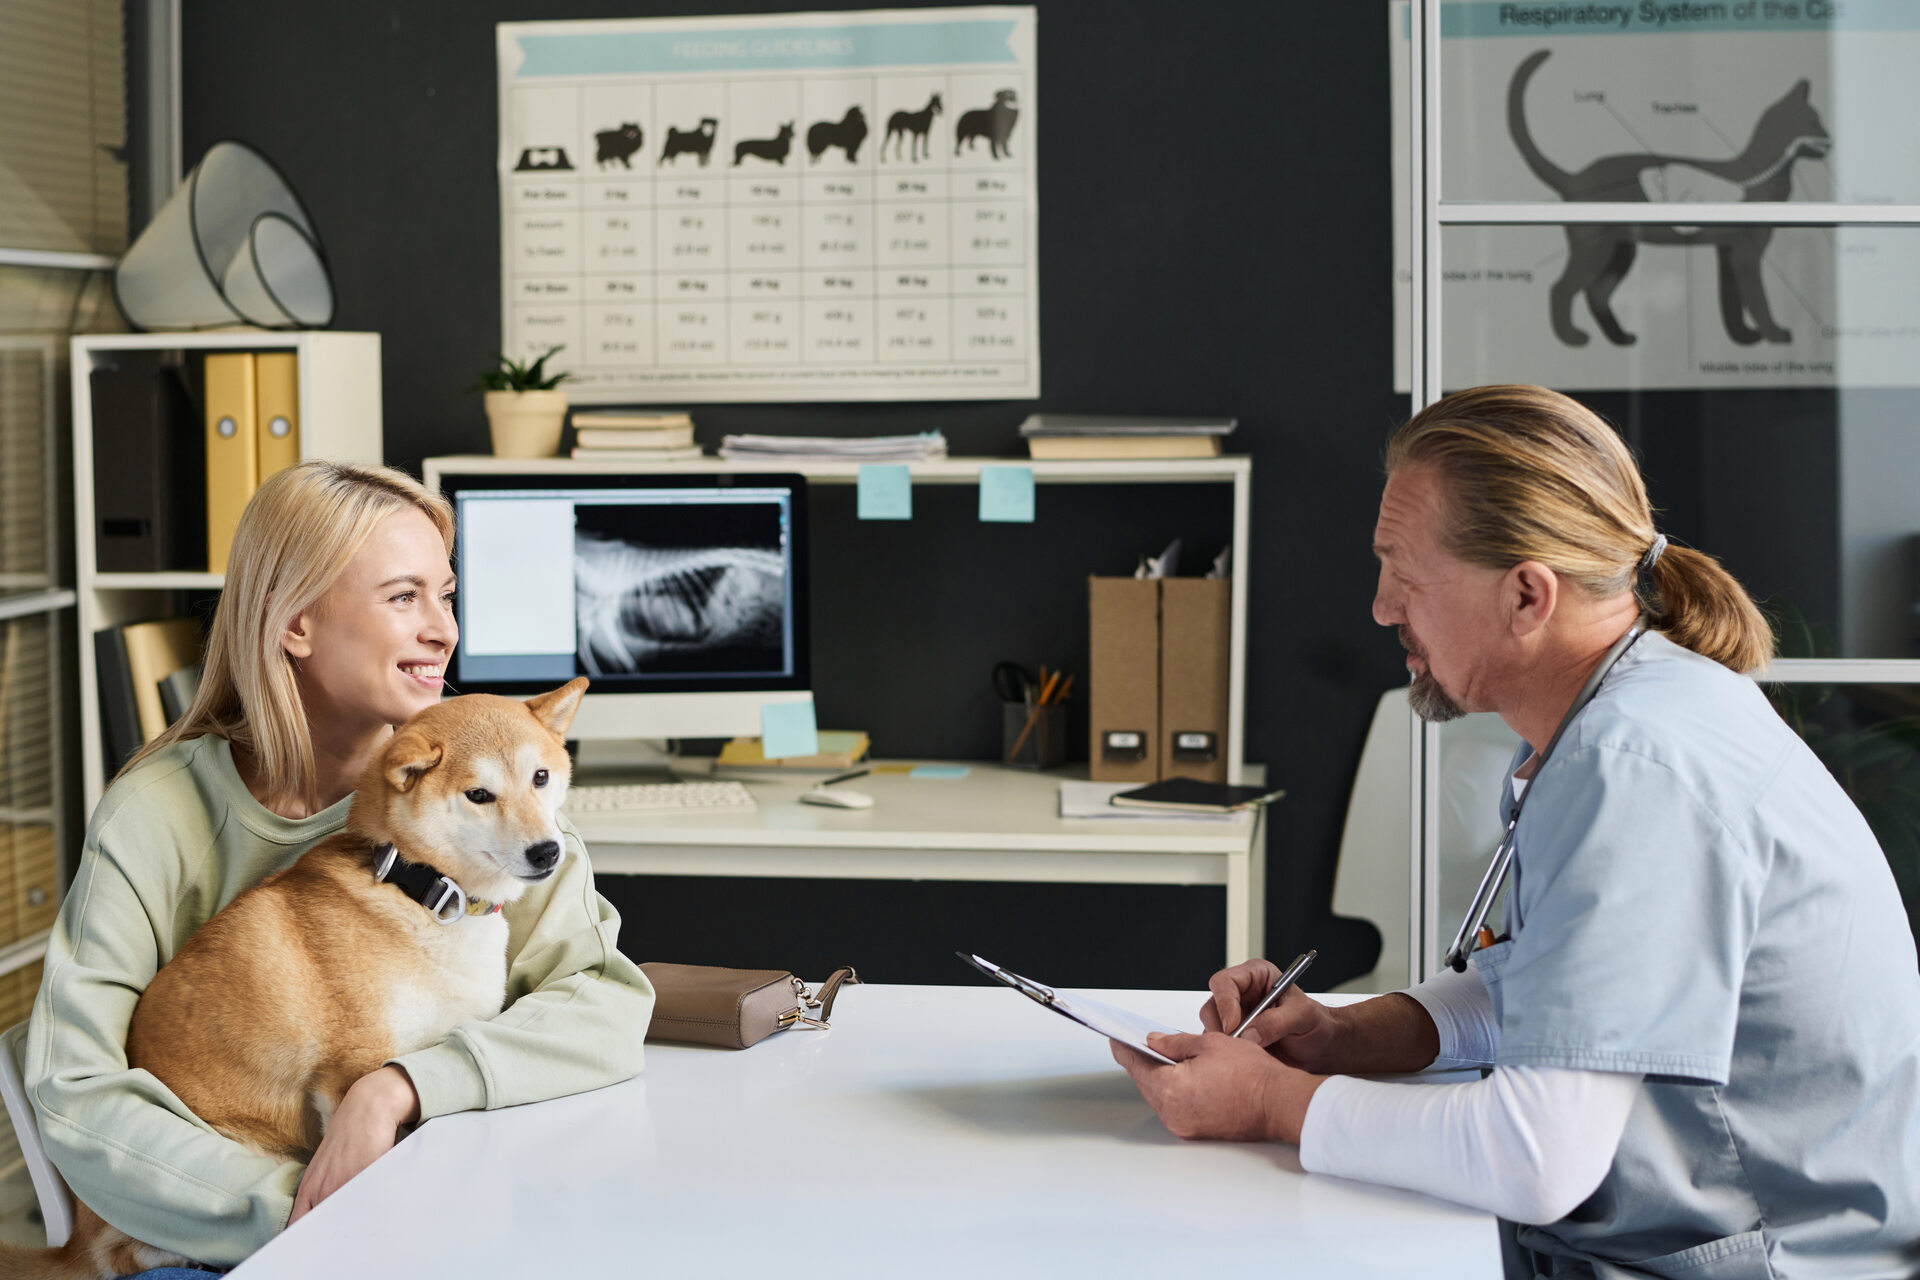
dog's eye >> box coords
[464,788,495,805]
[533,769,549,788]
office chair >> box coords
[0,1020,72,1247]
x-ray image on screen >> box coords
[572,501,788,677]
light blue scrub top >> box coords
[1473,633,1920,1279]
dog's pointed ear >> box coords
[525,677,589,740]
[1793,79,1810,99]
[384,727,443,793]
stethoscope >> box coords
[1442,615,1650,972]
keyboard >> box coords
[566,780,759,815]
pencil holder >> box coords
[1003,701,1066,770]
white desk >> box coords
[232,986,1496,1278]
[570,763,1268,966]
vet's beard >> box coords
[1400,625,1467,722]
[1408,668,1467,723]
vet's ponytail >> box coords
[1640,541,1773,675]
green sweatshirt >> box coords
[25,733,654,1267]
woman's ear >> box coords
[280,607,316,661]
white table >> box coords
[570,762,1268,965]
[232,986,1496,1278]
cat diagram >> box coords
[1510,49,1832,348]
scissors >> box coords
[992,661,1036,707]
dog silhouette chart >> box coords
[595,123,645,169]
[733,122,795,166]
[955,89,1018,159]
[514,145,574,172]
[659,117,720,167]
[1510,50,1831,348]
[884,93,943,162]
[807,105,869,163]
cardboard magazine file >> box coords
[1088,577,1160,782]
[1158,578,1231,783]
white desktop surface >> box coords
[232,986,1496,1278]
[569,763,1268,964]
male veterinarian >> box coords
[1114,385,1920,1279]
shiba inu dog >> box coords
[6,679,587,1279]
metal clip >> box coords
[423,877,466,924]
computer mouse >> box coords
[801,787,875,810]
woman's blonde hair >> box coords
[121,461,453,809]
[1385,385,1773,674]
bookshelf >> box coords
[0,336,68,994]
[72,332,384,816]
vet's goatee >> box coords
[1400,625,1466,723]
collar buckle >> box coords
[422,876,466,924]
[372,842,478,925]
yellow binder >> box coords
[203,353,258,574]
[254,352,301,482]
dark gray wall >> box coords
[179,0,1414,988]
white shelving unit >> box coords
[72,331,384,816]
[0,336,69,987]
[424,453,1254,783]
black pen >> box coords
[817,768,871,788]
[1230,950,1316,1038]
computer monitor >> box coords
[441,471,810,743]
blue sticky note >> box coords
[857,464,913,520]
[909,764,971,779]
[760,700,820,759]
[979,466,1035,523]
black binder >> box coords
[90,365,206,572]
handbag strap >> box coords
[792,966,860,1029]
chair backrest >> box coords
[0,1020,73,1247]
[1330,689,1415,992]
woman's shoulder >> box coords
[89,734,231,850]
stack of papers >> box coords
[718,431,948,462]
[1057,780,1246,822]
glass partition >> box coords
[1396,0,1920,977]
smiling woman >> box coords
[121,462,457,816]
[22,460,654,1275]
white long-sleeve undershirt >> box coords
[1296,968,1641,1225]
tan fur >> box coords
[0,680,586,1279]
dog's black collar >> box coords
[372,844,504,923]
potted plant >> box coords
[473,345,572,458]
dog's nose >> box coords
[525,840,561,871]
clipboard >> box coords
[958,953,1180,1065]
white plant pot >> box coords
[484,389,568,459]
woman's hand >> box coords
[289,1066,420,1225]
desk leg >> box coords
[1226,853,1251,968]
[1225,807,1269,968]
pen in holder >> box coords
[1003,701,1066,769]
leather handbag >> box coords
[640,963,860,1049]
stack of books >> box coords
[570,410,704,461]
[1019,414,1237,460]
[717,431,948,462]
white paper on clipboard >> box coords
[960,953,1180,1065]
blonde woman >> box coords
[26,462,653,1272]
